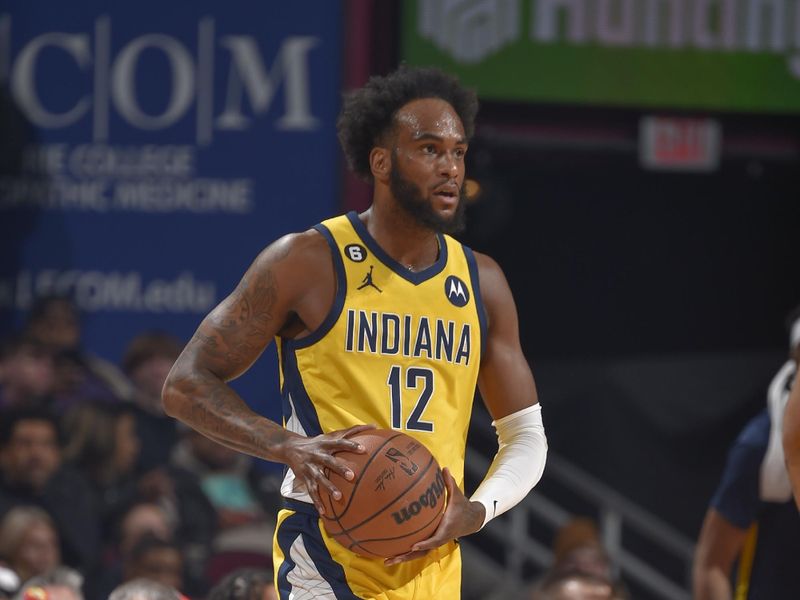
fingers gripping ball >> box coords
[320,429,446,558]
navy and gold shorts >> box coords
[272,499,461,600]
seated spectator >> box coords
[0,507,60,586]
[116,503,174,561]
[22,296,132,410]
[87,466,215,600]
[85,503,174,600]
[60,398,215,594]
[91,494,212,600]
[61,402,141,532]
[551,518,614,582]
[170,428,280,564]
[120,333,217,594]
[531,571,621,600]
[527,518,628,600]
[12,566,83,600]
[108,579,182,600]
[122,537,183,594]
[122,332,182,473]
[206,568,277,600]
[132,468,215,597]
[0,408,100,576]
[0,336,55,410]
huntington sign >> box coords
[405,0,800,112]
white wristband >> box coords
[470,403,547,529]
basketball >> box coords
[319,428,447,558]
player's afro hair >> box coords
[337,65,478,181]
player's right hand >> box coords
[280,424,375,515]
[384,466,484,566]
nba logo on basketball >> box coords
[384,447,418,476]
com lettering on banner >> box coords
[0,0,343,419]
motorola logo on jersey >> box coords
[444,275,469,307]
[345,244,367,262]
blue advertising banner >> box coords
[0,1,343,422]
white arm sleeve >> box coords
[470,403,547,529]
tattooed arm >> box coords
[162,229,369,513]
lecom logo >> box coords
[417,0,521,63]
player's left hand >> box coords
[384,466,486,566]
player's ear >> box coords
[370,147,390,183]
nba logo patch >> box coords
[444,275,469,307]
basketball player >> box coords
[692,309,800,599]
[783,307,800,510]
[162,66,548,599]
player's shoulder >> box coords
[471,251,501,272]
[471,251,507,289]
[249,228,335,303]
[734,410,771,451]
[467,252,513,327]
[247,228,333,295]
[719,411,770,481]
[259,227,330,266]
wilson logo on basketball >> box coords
[391,470,445,525]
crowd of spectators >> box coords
[0,295,280,600]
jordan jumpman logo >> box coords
[357,265,382,293]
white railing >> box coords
[463,449,696,600]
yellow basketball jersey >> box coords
[277,211,486,500]
[273,212,485,598]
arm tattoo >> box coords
[169,244,299,460]
[206,267,277,365]
[172,374,287,460]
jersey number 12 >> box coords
[387,365,434,432]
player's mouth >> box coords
[432,185,459,206]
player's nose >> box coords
[438,152,459,178]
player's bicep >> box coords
[478,336,537,421]
[475,254,538,420]
[185,236,298,381]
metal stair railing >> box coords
[463,448,696,600]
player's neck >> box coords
[359,204,440,272]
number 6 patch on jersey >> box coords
[345,244,367,262]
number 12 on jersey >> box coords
[387,365,434,432]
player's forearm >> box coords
[693,569,733,600]
[784,419,800,503]
[470,404,547,528]
[786,460,800,512]
[783,370,800,510]
[162,366,292,463]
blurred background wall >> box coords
[1,0,346,425]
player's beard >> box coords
[389,162,467,235]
